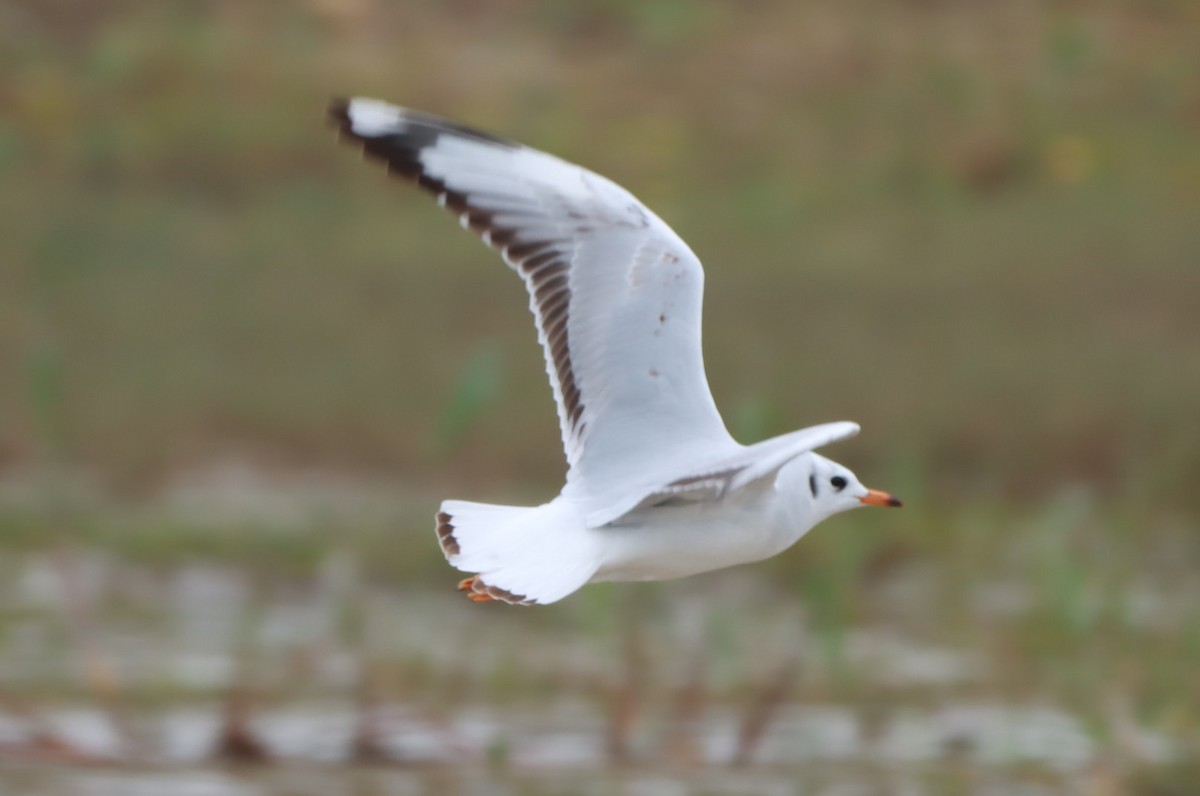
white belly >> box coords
[589,489,805,583]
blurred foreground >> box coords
[3,0,1200,793]
[1,464,1197,794]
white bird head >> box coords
[787,453,902,526]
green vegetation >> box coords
[1,0,1198,790]
[5,0,1198,503]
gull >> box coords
[329,98,901,605]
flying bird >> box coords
[329,98,901,605]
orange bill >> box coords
[860,489,902,507]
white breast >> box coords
[589,480,809,582]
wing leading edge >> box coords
[331,98,740,521]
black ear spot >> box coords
[830,475,848,491]
[808,474,818,498]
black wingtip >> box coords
[328,95,429,177]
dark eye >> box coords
[808,474,818,498]
[830,475,848,491]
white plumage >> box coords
[330,98,900,605]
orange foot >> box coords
[457,576,494,602]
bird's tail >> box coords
[436,497,598,605]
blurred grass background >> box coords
[2,0,1200,792]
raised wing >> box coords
[330,98,740,518]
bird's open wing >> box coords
[331,98,740,521]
